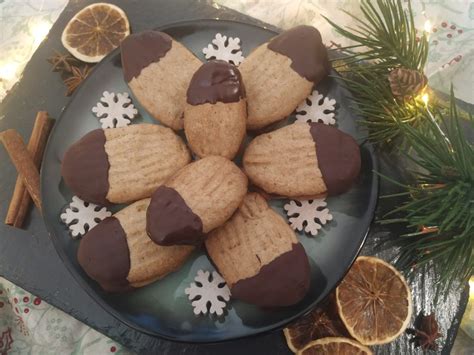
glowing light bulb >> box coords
[424,20,433,33]
[421,93,429,105]
[470,277,474,299]
[30,20,52,46]
[0,62,19,81]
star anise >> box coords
[63,65,93,96]
[284,294,349,351]
[406,312,442,351]
[48,50,80,73]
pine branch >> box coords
[337,66,428,144]
[326,0,430,145]
[380,89,474,294]
[325,0,428,72]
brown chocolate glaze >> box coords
[309,123,361,195]
[186,60,245,105]
[231,243,310,307]
[77,217,132,292]
[146,186,204,246]
[61,129,110,206]
[121,30,172,82]
[267,25,330,83]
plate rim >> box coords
[41,18,379,343]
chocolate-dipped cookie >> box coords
[121,30,201,130]
[146,156,248,246]
[205,192,310,307]
[243,122,360,197]
[61,124,191,205]
[184,60,246,159]
[239,25,330,130]
[78,198,194,292]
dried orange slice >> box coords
[61,3,130,63]
[284,294,349,352]
[297,337,372,355]
[336,256,412,345]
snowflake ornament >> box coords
[60,196,112,238]
[284,198,333,236]
[295,90,337,125]
[185,270,231,316]
[92,91,138,128]
[202,33,244,65]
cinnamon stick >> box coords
[5,112,54,227]
[1,129,43,214]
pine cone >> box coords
[388,68,428,100]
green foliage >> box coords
[380,89,474,293]
[325,0,428,72]
[325,0,430,145]
[327,0,474,295]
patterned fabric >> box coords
[0,278,131,354]
[217,0,474,104]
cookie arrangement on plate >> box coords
[61,25,361,308]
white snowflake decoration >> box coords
[60,196,112,239]
[185,270,231,316]
[92,91,138,128]
[202,33,244,65]
[284,198,333,236]
[295,90,337,125]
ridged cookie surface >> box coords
[77,199,194,292]
[243,123,360,198]
[62,124,191,205]
[184,60,246,159]
[205,193,310,307]
[240,25,330,130]
[146,156,248,246]
[121,30,201,130]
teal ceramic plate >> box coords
[41,19,378,343]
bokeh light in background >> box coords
[0,18,52,97]
[0,0,68,101]
[30,19,53,47]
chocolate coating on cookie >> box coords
[186,60,245,105]
[309,123,361,195]
[121,30,172,82]
[231,243,310,307]
[147,186,204,246]
[61,129,110,206]
[267,25,330,83]
[77,217,131,292]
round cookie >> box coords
[239,25,331,130]
[205,192,310,307]
[243,122,361,198]
[184,60,246,159]
[61,124,191,205]
[77,198,194,292]
[146,156,248,246]
[121,30,202,130]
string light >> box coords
[421,93,429,105]
[424,20,433,34]
[418,92,454,152]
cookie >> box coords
[205,192,310,307]
[77,198,194,292]
[239,25,330,130]
[121,30,201,130]
[243,122,360,198]
[62,124,191,205]
[146,156,248,246]
[184,60,246,159]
